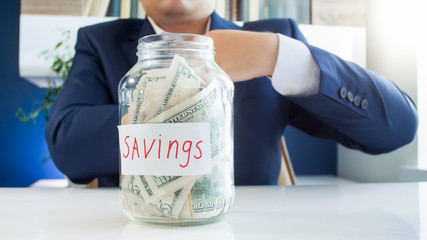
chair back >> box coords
[278,136,296,185]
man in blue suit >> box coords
[45,0,418,187]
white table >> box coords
[1,182,426,240]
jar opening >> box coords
[137,33,215,60]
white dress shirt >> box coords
[147,16,320,97]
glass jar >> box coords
[117,34,235,225]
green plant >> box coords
[15,30,73,125]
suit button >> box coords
[339,87,347,99]
[347,91,354,102]
[353,95,361,107]
[361,99,368,110]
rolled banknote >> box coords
[126,54,205,124]
[179,156,234,220]
[127,68,169,124]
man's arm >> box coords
[45,27,120,185]
[206,21,417,154]
[289,46,418,153]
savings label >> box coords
[118,122,211,176]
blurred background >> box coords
[0,0,425,187]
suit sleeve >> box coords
[281,19,418,154]
[45,27,120,184]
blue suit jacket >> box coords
[45,12,418,187]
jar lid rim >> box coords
[138,33,213,45]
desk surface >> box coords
[0,182,425,240]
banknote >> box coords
[126,68,169,124]
[153,54,205,116]
[138,175,199,204]
[179,160,234,220]
[126,54,205,125]
[145,179,195,219]
[121,175,163,217]
[121,175,197,219]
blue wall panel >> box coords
[0,0,64,187]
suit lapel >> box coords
[120,18,155,67]
[210,11,242,30]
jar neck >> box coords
[137,33,215,62]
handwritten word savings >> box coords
[118,123,211,176]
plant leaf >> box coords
[54,41,63,49]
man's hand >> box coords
[205,30,279,82]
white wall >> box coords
[300,24,366,67]
[416,1,427,171]
[19,14,117,88]
[338,0,420,182]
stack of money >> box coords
[120,54,234,223]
